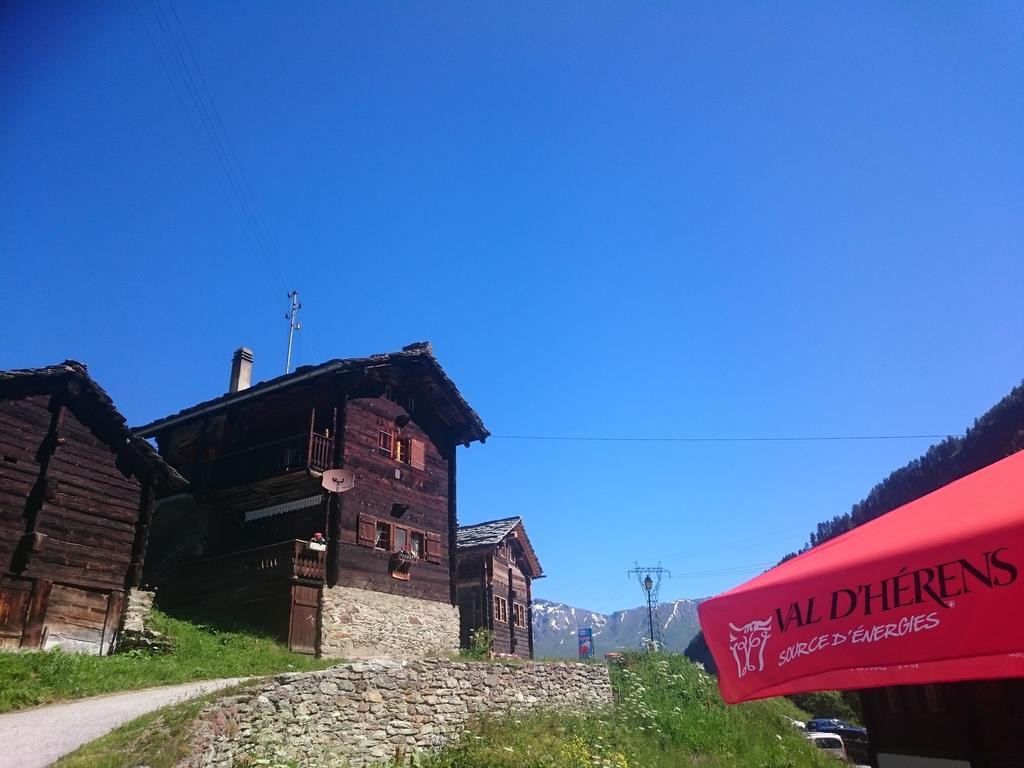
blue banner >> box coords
[578,628,594,659]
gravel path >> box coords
[0,677,250,768]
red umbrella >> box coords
[698,451,1024,704]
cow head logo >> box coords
[728,617,772,678]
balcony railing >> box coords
[200,430,333,490]
[308,432,332,473]
[165,539,327,597]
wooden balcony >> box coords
[163,539,327,598]
[201,430,333,489]
[192,428,333,509]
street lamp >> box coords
[643,574,655,650]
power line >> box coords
[491,433,958,443]
[579,577,634,611]
[133,0,291,294]
[163,0,290,289]
[156,0,288,290]
[669,562,774,579]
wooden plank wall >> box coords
[489,552,532,657]
[30,408,142,592]
[455,549,533,657]
[41,583,112,652]
[861,680,1024,765]
[1,396,144,654]
[0,396,49,569]
[338,395,452,603]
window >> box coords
[493,595,508,623]
[513,603,527,628]
[374,521,392,550]
[377,426,425,469]
[395,437,410,464]
[378,429,393,458]
[496,543,516,564]
[393,528,428,559]
[359,514,441,562]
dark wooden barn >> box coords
[860,680,1024,767]
[456,516,543,658]
[0,361,186,654]
[134,342,488,656]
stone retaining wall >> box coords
[182,658,613,767]
[319,586,460,659]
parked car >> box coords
[806,717,865,734]
[805,732,846,759]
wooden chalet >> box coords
[0,361,186,654]
[456,516,543,658]
[134,342,488,655]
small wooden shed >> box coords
[0,361,186,653]
[456,516,544,658]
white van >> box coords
[805,732,846,759]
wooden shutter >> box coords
[425,532,442,563]
[357,515,377,547]
[410,439,426,470]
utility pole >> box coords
[285,290,302,374]
[628,564,671,651]
[645,574,655,646]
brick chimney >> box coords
[229,347,253,393]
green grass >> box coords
[0,609,334,713]
[52,682,297,768]
[414,652,834,768]
[53,692,220,768]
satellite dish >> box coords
[322,469,355,493]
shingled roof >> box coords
[134,342,489,446]
[0,361,187,490]
[457,516,544,579]
[457,516,523,548]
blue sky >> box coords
[2,2,1022,615]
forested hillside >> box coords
[783,380,1024,559]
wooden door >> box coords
[42,584,111,654]
[0,583,31,650]
[288,584,320,655]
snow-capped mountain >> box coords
[531,597,702,658]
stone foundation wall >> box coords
[120,588,155,633]
[182,658,613,767]
[320,586,460,659]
